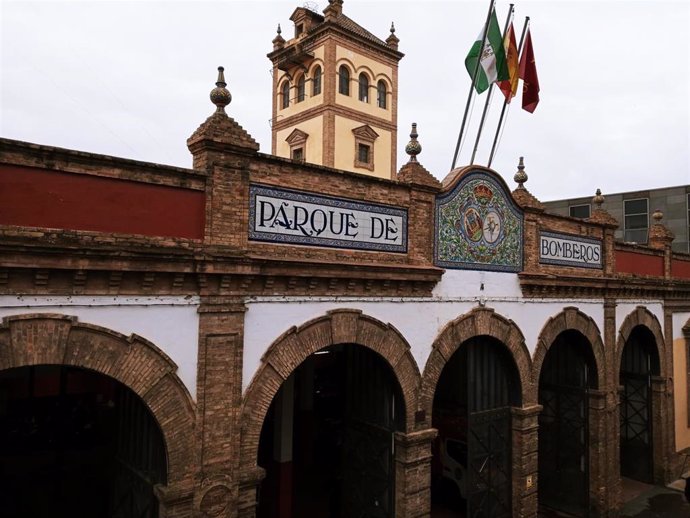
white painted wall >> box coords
[242,270,613,392]
[0,296,200,400]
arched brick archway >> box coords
[617,306,669,485]
[616,306,665,378]
[532,306,606,393]
[420,306,533,417]
[419,307,535,518]
[240,309,420,465]
[0,313,196,492]
[533,307,607,516]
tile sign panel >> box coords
[435,170,523,272]
[249,184,407,253]
[540,231,602,269]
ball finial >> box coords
[405,123,422,163]
[514,156,528,188]
[210,66,231,114]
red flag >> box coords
[519,29,540,113]
[498,23,519,102]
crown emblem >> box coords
[473,184,494,204]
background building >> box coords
[544,185,690,253]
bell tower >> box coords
[268,0,403,180]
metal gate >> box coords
[466,339,515,518]
[620,337,653,483]
[109,385,167,518]
[538,336,591,517]
[341,346,401,518]
[468,407,512,518]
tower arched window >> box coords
[312,66,322,96]
[296,75,305,103]
[338,65,350,96]
[377,80,387,109]
[358,73,369,103]
[281,81,290,109]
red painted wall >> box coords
[672,259,690,279]
[0,165,205,239]
[615,250,664,277]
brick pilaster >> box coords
[394,428,437,518]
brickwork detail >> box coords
[616,306,666,377]
[532,307,607,393]
[238,309,420,517]
[419,306,534,421]
[0,313,196,512]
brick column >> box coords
[588,389,612,517]
[512,405,541,518]
[196,297,247,518]
[651,376,671,483]
[394,428,437,518]
[604,299,621,513]
[156,481,195,518]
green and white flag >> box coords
[465,9,509,94]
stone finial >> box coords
[386,22,400,49]
[648,208,674,249]
[405,123,421,163]
[210,67,231,114]
[273,24,285,50]
[514,156,528,189]
[397,123,439,188]
[587,188,618,227]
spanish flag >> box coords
[498,22,519,102]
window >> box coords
[569,204,591,219]
[296,75,305,103]
[338,65,350,95]
[624,198,649,243]
[281,81,290,109]
[295,23,303,37]
[377,80,387,109]
[285,128,308,163]
[312,66,322,96]
[352,124,378,171]
[358,144,370,164]
[358,73,369,102]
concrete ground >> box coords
[620,479,690,517]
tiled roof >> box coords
[333,14,387,46]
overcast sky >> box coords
[2,0,689,200]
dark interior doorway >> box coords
[431,336,520,518]
[257,344,404,518]
[0,365,167,518]
[620,325,660,484]
[538,330,597,517]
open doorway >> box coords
[257,344,404,518]
[0,365,167,518]
[432,336,520,518]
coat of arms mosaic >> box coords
[435,170,523,272]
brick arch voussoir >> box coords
[533,307,606,391]
[420,307,534,420]
[616,306,666,378]
[0,313,196,485]
[240,309,421,472]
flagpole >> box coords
[451,0,496,171]
[470,4,514,165]
[488,16,530,167]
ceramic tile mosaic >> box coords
[435,171,523,271]
[249,184,408,253]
